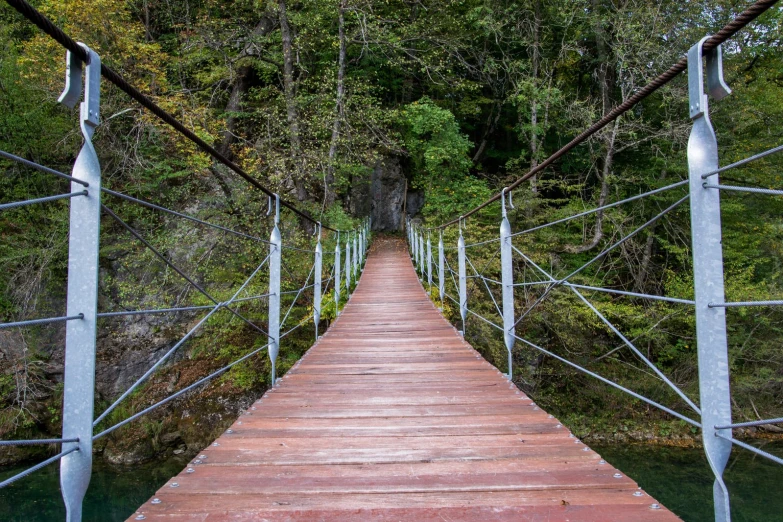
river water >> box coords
[0,443,780,521]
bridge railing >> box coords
[0,1,370,519]
[408,3,781,520]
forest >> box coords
[1,0,782,465]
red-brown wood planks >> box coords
[130,237,679,521]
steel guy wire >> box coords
[0,149,89,186]
[510,239,701,414]
[0,191,88,211]
[92,304,223,427]
[465,255,503,318]
[97,305,215,317]
[281,261,316,329]
[716,417,783,429]
[704,184,783,196]
[567,285,701,415]
[0,314,84,329]
[0,438,78,447]
[701,142,783,178]
[565,283,695,306]
[0,446,79,489]
[710,300,783,307]
[102,205,269,337]
[93,342,272,441]
[509,181,688,238]
[716,433,783,466]
[558,195,689,285]
[92,250,272,427]
[511,332,700,428]
[102,188,270,244]
[464,236,502,249]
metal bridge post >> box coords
[419,232,425,279]
[458,220,467,334]
[353,232,359,278]
[345,234,352,294]
[412,227,417,268]
[438,231,445,310]
[359,227,364,268]
[334,232,341,312]
[268,194,281,386]
[408,220,413,256]
[426,233,432,292]
[687,36,733,522]
[500,189,515,381]
[314,224,322,340]
[413,228,419,270]
[58,43,101,522]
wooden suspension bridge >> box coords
[130,238,678,521]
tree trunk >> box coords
[472,101,501,165]
[528,0,541,193]
[208,13,277,201]
[565,0,617,254]
[279,0,307,201]
[325,0,347,207]
[634,169,667,291]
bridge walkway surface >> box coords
[131,237,678,521]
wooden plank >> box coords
[129,237,679,521]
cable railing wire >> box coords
[92,251,272,427]
[0,191,88,211]
[0,149,89,186]
[701,142,783,179]
[0,446,79,489]
[102,205,269,337]
[510,180,688,238]
[101,188,270,244]
[0,314,84,330]
[93,342,272,441]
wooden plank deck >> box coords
[131,237,678,521]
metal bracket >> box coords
[688,36,731,119]
[59,43,100,136]
[501,187,514,218]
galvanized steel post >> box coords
[334,232,341,311]
[500,188,515,380]
[419,232,425,278]
[345,235,351,293]
[426,233,432,292]
[268,194,281,386]
[58,43,101,522]
[688,36,733,522]
[438,231,445,309]
[314,224,322,340]
[359,227,364,268]
[353,231,358,278]
[408,220,413,256]
[458,220,467,334]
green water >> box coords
[0,456,189,521]
[0,444,781,520]
[594,443,783,521]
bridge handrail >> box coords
[407,6,783,519]
[0,5,374,520]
